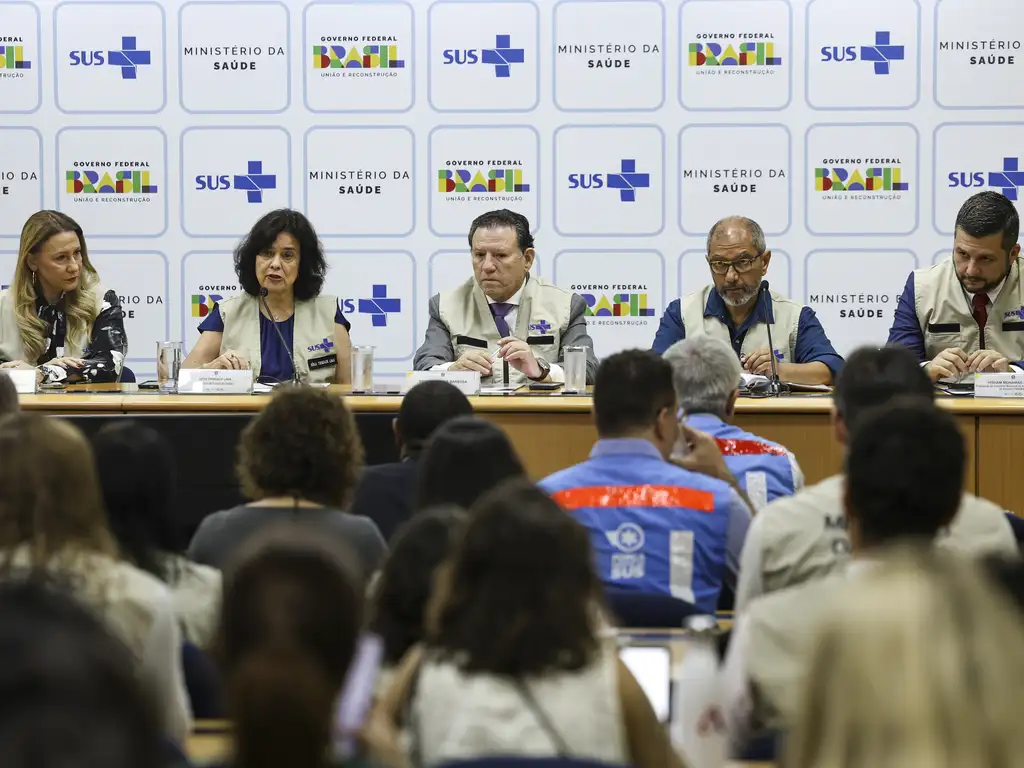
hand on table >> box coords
[48,357,86,370]
[967,349,1010,373]
[204,349,250,371]
[497,336,543,379]
[0,360,35,370]
[925,348,969,381]
[450,349,493,375]
[742,348,778,376]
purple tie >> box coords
[490,302,514,338]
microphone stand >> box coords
[260,286,302,386]
[760,281,786,397]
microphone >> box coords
[260,286,302,386]
[759,281,785,396]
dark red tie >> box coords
[972,293,989,330]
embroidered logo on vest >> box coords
[307,337,334,353]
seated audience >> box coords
[93,421,221,649]
[350,381,473,541]
[735,346,1016,612]
[0,580,166,768]
[787,551,1024,768]
[0,414,190,742]
[0,371,16,416]
[723,399,965,748]
[214,526,366,768]
[664,335,803,510]
[540,349,751,614]
[188,387,386,579]
[372,481,684,768]
[415,416,526,511]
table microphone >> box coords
[760,280,785,396]
[260,286,302,386]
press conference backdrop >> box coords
[0,0,1020,378]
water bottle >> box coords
[672,615,727,768]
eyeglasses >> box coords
[707,255,762,275]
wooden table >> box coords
[17,387,1024,514]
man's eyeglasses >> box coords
[707,254,763,275]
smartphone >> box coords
[333,633,384,758]
[528,382,562,391]
[138,380,161,390]
[619,645,672,723]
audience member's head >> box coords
[593,349,678,458]
[415,416,526,510]
[844,400,963,552]
[663,336,743,420]
[237,387,364,508]
[427,480,601,677]
[395,381,474,458]
[0,579,164,768]
[92,422,179,581]
[369,505,467,665]
[0,372,18,417]
[217,525,363,768]
[832,346,934,444]
[0,414,115,568]
[789,550,1024,768]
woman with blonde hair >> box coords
[0,210,127,384]
[788,549,1024,768]
[0,413,190,743]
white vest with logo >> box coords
[680,285,802,362]
[0,284,105,361]
[438,275,572,385]
[217,293,339,383]
[914,256,1024,361]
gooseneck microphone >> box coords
[760,280,785,396]
[260,286,302,386]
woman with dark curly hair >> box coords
[186,387,386,578]
[182,209,352,384]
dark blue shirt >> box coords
[886,272,928,361]
[651,288,844,377]
[197,302,350,383]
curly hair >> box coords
[233,209,327,300]
[236,388,364,508]
[427,480,602,678]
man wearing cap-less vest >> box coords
[413,209,598,386]
[651,216,843,385]
[888,191,1024,380]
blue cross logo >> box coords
[107,36,151,80]
[358,285,402,327]
[530,319,552,334]
[860,31,904,75]
[989,157,1024,201]
[233,161,277,204]
[481,34,524,78]
[606,159,651,203]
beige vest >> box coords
[438,275,573,385]
[218,293,339,383]
[915,256,1024,360]
[0,284,105,362]
[680,285,801,362]
[758,473,1017,596]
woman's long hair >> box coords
[13,211,99,362]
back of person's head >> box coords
[91,421,178,581]
[0,372,18,417]
[415,416,526,510]
[833,346,934,436]
[593,349,677,437]
[0,413,114,566]
[396,381,474,454]
[844,400,963,549]
[663,336,743,418]
[237,386,364,507]
[428,480,600,677]
[217,524,363,768]
[0,579,163,768]
[788,550,1024,768]
[369,505,467,665]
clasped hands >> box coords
[926,347,1009,382]
[450,336,543,379]
[202,349,251,371]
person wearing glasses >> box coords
[651,216,843,385]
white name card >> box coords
[6,369,36,394]
[974,372,1024,398]
[402,370,481,395]
[177,368,254,395]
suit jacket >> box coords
[413,275,598,384]
[348,459,418,543]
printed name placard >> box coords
[402,370,481,395]
[7,369,37,395]
[177,369,254,395]
[974,373,1024,399]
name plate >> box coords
[974,372,1024,398]
[402,370,481,395]
[177,369,254,394]
[6,369,36,394]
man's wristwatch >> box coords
[528,357,551,382]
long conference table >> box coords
[16,385,1024,540]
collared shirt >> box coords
[651,288,844,377]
